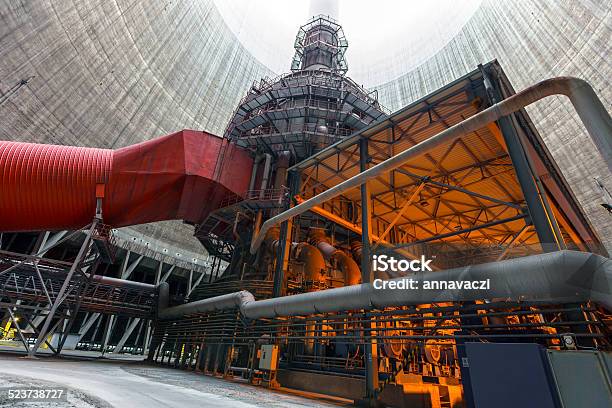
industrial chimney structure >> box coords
[194,16,387,288]
[223,15,386,160]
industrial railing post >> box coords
[359,138,380,404]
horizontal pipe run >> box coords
[90,275,156,291]
[250,77,611,254]
[158,291,255,319]
[158,250,612,320]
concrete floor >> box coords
[0,353,345,408]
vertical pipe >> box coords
[273,170,301,297]
[259,154,272,198]
[249,154,263,191]
[273,219,289,298]
[359,138,379,401]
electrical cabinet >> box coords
[259,344,279,371]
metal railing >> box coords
[217,188,289,209]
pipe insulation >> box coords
[90,275,156,292]
[250,77,612,254]
[0,129,253,232]
[158,250,612,320]
[309,228,361,285]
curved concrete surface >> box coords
[1,0,610,254]
[377,0,612,250]
[0,354,340,408]
[0,0,272,256]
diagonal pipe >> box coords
[250,77,611,254]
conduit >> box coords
[158,250,612,320]
[91,275,156,291]
[250,77,612,254]
[0,130,253,231]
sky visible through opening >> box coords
[213,0,483,87]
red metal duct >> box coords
[0,130,252,232]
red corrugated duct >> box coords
[0,130,253,232]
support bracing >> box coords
[28,220,99,357]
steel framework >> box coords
[0,221,157,356]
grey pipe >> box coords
[248,154,264,191]
[259,153,272,198]
[158,250,611,320]
[159,291,254,319]
[157,281,169,311]
[273,151,291,190]
[250,77,611,254]
[91,275,156,291]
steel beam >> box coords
[480,66,562,251]
[187,271,207,297]
[372,181,425,249]
[251,77,611,254]
[394,214,528,249]
[77,313,101,342]
[101,315,115,355]
[114,318,141,353]
[359,138,380,403]
[28,221,98,357]
[40,231,68,256]
[161,264,176,283]
[121,253,144,280]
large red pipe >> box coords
[0,130,252,232]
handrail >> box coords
[250,77,612,254]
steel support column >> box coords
[273,170,300,298]
[480,66,561,251]
[273,221,289,298]
[359,138,379,404]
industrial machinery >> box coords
[1,13,611,408]
[194,15,386,288]
[148,16,612,408]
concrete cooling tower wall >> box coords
[375,0,611,250]
[0,0,610,258]
[0,0,273,259]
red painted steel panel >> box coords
[0,130,253,232]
